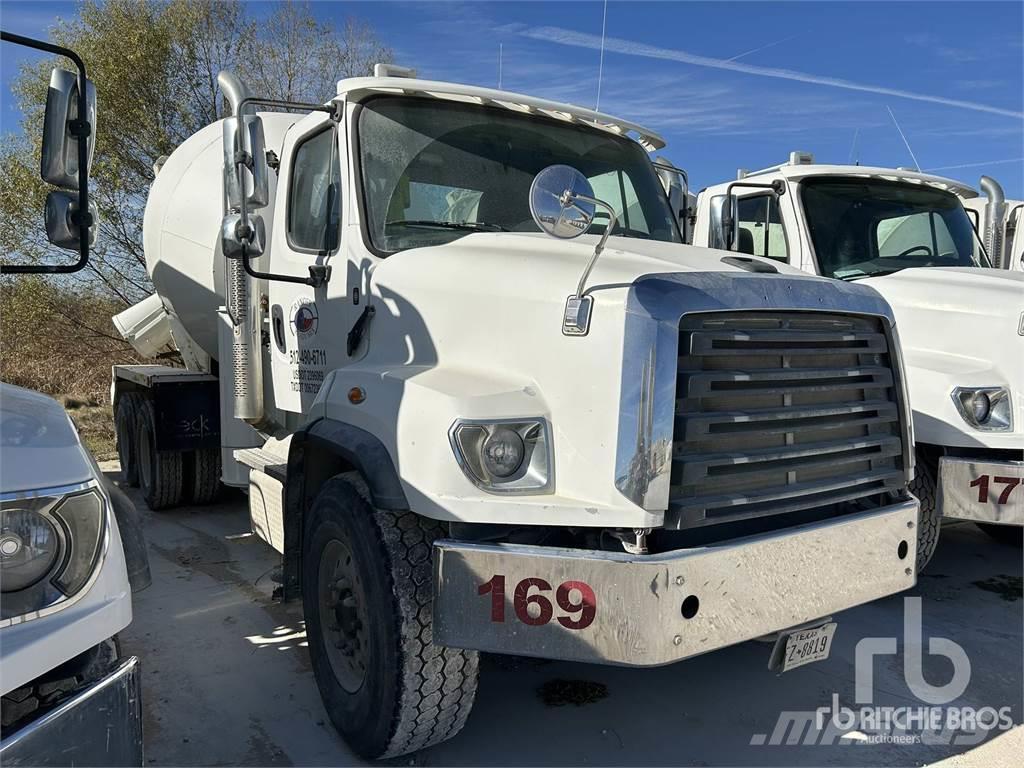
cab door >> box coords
[267,112,351,414]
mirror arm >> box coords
[239,248,331,288]
[720,179,787,250]
[569,192,618,298]
[235,96,341,122]
[1,31,92,275]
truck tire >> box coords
[136,399,184,510]
[302,476,479,759]
[114,393,144,487]
[976,523,1024,547]
[910,447,941,571]
[188,448,222,505]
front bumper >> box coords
[939,457,1024,525]
[0,657,143,767]
[433,500,918,666]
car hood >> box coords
[0,383,96,495]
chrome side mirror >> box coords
[223,114,269,211]
[221,213,266,259]
[529,164,622,337]
[710,193,738,250]
[653,157,689,241]
[41,68,96,189]
[45,191,97,249]
[529,164,597,239]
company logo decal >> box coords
[290,298,318,336]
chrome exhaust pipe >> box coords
[218,71,264,424]
[979,175,1007,269]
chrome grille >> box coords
[667,312,905,530]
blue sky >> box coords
[3,0,1022,196]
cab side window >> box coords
[288,128,341,253]
[736,194,788,261]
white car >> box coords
[1,383,148,765]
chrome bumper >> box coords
[940,457,1024,525]
[433,500,918,666]
[0,657,143,767]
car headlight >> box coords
[0,486,106,621]
[450,419,553,493]
[952,387,1012,432]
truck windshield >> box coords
[357,96,681,255]
[799,177,989,280]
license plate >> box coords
[769,622,837,673]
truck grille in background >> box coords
[668,312,905,530]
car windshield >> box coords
[357,96,681,255]
[799,177,989,280]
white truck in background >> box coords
[959,175,1023,271]
[693,153,1024,561]
[110,69,921,758]
[0,33,149,765]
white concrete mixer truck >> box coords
[111,68,922,758]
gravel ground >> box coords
[103,462,1023,767]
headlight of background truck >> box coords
[0,487,106,621]
[952,386,1013,432]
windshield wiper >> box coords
[385,219,508,232]
[845,267,907,281]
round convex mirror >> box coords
[529,165,596,239]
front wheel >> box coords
[910,447,941,571]
[302,476,478,759]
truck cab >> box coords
[694,153,1024,559]
[113,73,923,758]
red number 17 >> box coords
[970,475,1021,504]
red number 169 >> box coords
[477,575,597,630]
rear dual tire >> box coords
[136,399,184,510]
[131,398,221,510]
[114,393,145,487]
[302,476,479,759]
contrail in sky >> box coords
[515,26,1024,119]
[726,34,800,62]
[926,157,1024,171]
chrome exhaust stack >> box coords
[218,71,265,424]
[979,175,1007,269]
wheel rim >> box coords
[138,425,153,491]
[317,539,369,693]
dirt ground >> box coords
[103,462,1023,767]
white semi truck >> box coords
[111,69,921,758]
[693,153,1024,560]
[0,33,149,765]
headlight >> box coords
[0,486,106,621]
[450,419,553,493]
[0,509,61,591]
[952,387,1012,432]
